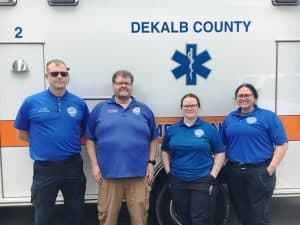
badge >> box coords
[194,129,204,137]
[246,116,257,124]
[107,109,118,113]
[132,107,141,116]
[67,107,77,117]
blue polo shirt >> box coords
[14,89,89,161]
[85,96,159,178]
[221,106,288,164]
[161,118,224,181]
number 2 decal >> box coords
[15,27,23,38]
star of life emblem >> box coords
[171,43,211,85]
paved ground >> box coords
[0,197,300,225]
[228,196,300,225]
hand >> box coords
[165,169,170,175]
[266,166,275,176]
[210,172,217,179]
[91,164,103,184]
[146,164,154,184]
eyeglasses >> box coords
[49,71,69,77]
[237,94,253,99]
[182,104,198,109]
[114,82,132,86]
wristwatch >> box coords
[148,160,156,165]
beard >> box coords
[116,90,130,100]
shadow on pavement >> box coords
[1,197,300,225]
[0,203,130,225]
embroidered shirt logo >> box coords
[67,107,77,117]
[132,107,141,116]
[38,107,50,113]
[107,109,118,113]
[246,117,257,124]
[194,129,204,137]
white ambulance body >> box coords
[0,0,300,224]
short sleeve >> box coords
[85,104,100,141]
[269,113,288,145]
[161,128,170,152]
[80,101,90,134]
[145,107,159,141]
[209,125,225,153]
[14,99,30,131]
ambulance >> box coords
[0,1,299,224]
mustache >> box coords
[119,89,128,92]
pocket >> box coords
[208,183,218,208]
[143,176,152,193]
[208,174,217,184]
[68,158,86,180]
[168,175,185,190]
[202,175,217,185]
[258,167,276,191]
[30,180,37,204]
[98,179,107,214]
[217,165,229,183]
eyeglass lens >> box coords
[50,72,69,77]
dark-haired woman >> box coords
[221,84,288,225]
[161,93,225,225]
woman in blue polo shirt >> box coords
[161,93,225,225]
[221,83,288,225]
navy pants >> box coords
[31,154,86,225]
[169,175,217,225]
[226,163,275,225]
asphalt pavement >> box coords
[0,197,300,225]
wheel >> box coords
[149,178,179,225]
[213,183,230,225]
[148,175,230,225]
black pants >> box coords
[226,163,275,225]
[169,175,217,225]
[31,154,86,225]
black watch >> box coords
[148,160,156,165]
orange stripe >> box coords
[1,115,300,147]
[279,116,300,141]
[155,116,225,124]
[0,120,28,147]
[155,117,225,143]
[0,120,86,147]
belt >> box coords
[228,159,271,169]
[35,154,81,166]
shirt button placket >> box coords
[57,98,62,112]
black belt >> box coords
[228,159,271,169]
[35,154,81,166]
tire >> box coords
[213,183,230,225]
[149,175,230,225]
[149,179,178,225]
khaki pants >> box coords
[97,177,151,225]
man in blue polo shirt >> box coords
[85,70,159,225]
[15,59,89,225]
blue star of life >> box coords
[171,44,211,85]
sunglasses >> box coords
[49,71,69,77]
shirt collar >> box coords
[232,105,261,117]
[47,88,68,99]
[108,95,139,108]
[179,117,202,127]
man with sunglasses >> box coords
[14,59,89,225]
[85,70,159,225]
